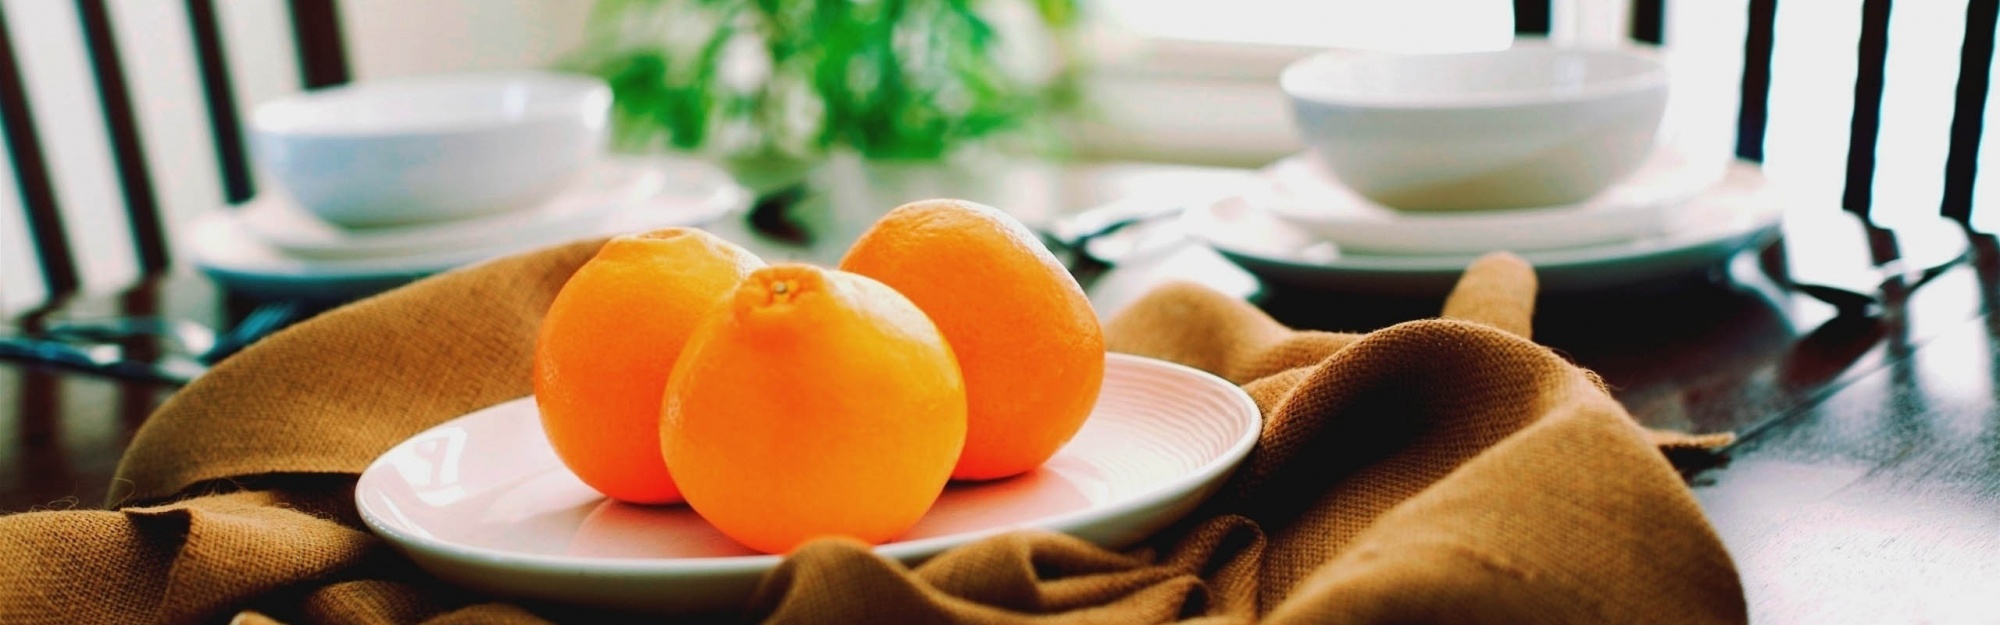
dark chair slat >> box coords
[1842,0,1895,220]
[0,4,78,301]
[77,0,167,274]
[2,161,48,315]
[1942,0,2000,223]
[186,0,254,205]
[1632,0,1666,45]
[1515,0,1552,36]
[1736,0,1778,163]
[288,0,348,90]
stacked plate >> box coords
[1185,142,1784,295]
[186,156,748,301]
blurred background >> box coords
[1,0,1994,323]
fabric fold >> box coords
[108,240,604,506]
[0,239,1746,625]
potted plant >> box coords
[562,0,1085,195]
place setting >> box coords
[182,71,750,302]
[1181,42,1786,296]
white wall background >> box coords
[338,0,591,80]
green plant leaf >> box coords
[560,0,1083,160]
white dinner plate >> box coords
[1255,141,1729,255]
[185,158,748,301]
[355,353,1261,615]
[237,157,731,260]
[1188,161,1781,295]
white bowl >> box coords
[1281,44,1669,212]
[250,71,611,228]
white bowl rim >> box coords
[252,70,610,138]
[1281,44,1669,110]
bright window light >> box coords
[1870,0,1968,227]
[1761,0,1863,219]
[1096,0,1514,53]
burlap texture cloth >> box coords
[0,239,1746,624]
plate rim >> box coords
[1188,159,1780,276]
[1260,140,1726,227]
[186,162,750,283]
[238,160,677,256]
[1254,146,1722,255]
[355,352,1261,576]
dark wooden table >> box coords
[5,161,1998,622]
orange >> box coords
[532,228,764,504]
[661,263,966,554]
[840,199,1105,481]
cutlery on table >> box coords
[0,300,309,385]
[1037,201,1189,285]
[743,183,813,245]
[1790,253,1968,315]
[0,335,210,385]
[1780,211,1970,317]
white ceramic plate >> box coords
[1255,141,1728,255]
[1189,161,1781,295]
[355,353,1261,615]
[185,157,748,301]
[238,158,704,260]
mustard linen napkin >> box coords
[0,240,1745,624]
